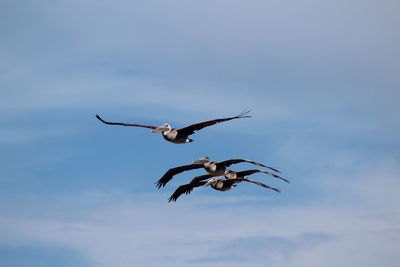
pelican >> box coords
[168,177,280,202]
[95,110,251,144]
[188,168,289,185]
[155,156,281,188]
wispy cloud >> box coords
[1,158,399,267]
[188,232,335,266]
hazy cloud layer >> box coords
[1,0,399,266]
[1,159,399,267]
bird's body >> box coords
[210,179,237,191]
[96,110,251,144]
[202,161,227,176]
[159,127,193,143]
[156,156,281,188]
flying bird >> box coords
[168,177,280,202]
[189,169,289,185]
[156,156,281,188]
[95,110,251,144]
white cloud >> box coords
[1,159,399,267]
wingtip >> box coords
[155,181,164,189]
[240,109,252,115]
[95,114,104,122]
[275,174,289,183]
[274,188,281,193]
[237,114,252,119]
[235,109,253,119]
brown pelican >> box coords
[156,156,281,188]
[168,177,280,202]
[189,169,289,185]
[95,110,251,144]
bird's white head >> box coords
[151,123,171,133]
[192,156,211,164]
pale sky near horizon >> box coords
[1,1,399,266]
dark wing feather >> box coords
[96,114,157,129]
[168,181,207,202]
[234,178,280,193]
[177,110,251,136]
[190,174,214,184]
[155,164,203,188]
[218,159,281,173]
[234,169,289,183]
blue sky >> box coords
[1,0,399,266]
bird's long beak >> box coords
[151,126,169,133]
[203,177,218,187]
[192,158,208,164]
[192,159,202,163]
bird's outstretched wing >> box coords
[96,114,157,129]
[168,181,207,202]
[156,164,203,188]
[234,169,289,183]
[218,158,281,173]
[233,178,280,192]
[177,110,251,136]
